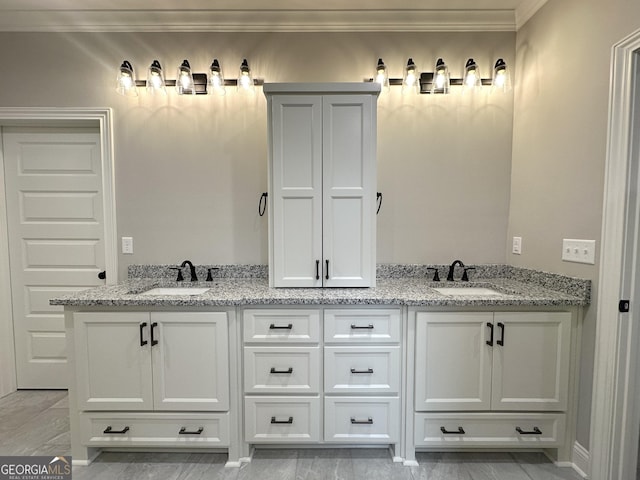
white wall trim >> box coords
[589,29,640,480]
[0,107,118,396]
[572,441,590,478]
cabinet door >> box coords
[491,312,571,411]
[74,312,153,411]
[322,95,376,287]
[151,312,229,411]
[415,312,493,411]
[270,95,323,287]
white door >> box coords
[491,312,571,411]
[415,312,493,411]
[322,95,376,287]
[3,127,105,388]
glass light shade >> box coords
[375,58,389,92]
[238,59,255,93]
[146,60,166,95]
[402,58,419,95]
[462,58,482,92]
[176,59,195,95]
[431,58,450,94]
[492,58,511,92]
[208,59,226,96]
[115,60,138,97]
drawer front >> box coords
[324,346,400,394]
[324,397,400,443]
[244,346,321,394]
[414,413,566,447]
[244,396,321,443]
[244,309,320,343]
[324,309,400,344]
[79,412,229,447]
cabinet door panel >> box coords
[151,312,229,411]
[491,312,571,411]
[74,312,153,411]
[415,312,492,411]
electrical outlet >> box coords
[512,236,522,255]
[562,239,596,264]
[122,236,134,254]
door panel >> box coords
[3,128,104,388]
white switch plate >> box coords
[562,239,596,264]
[512,236,522,255]
[122,236,134,254]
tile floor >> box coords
[0,390,586,480]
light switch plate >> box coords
[512,236,522,255]
[562,239,596,264]
[122,236,134,254]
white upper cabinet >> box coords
[265,83,380,288]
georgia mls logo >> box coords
[0,456,72,480]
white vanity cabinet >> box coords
[264,83,380,288]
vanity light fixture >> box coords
[238,59,255,93]
[209,59,226,96]
[115,60,138,97]
[462,58,482,92]
[431,58,450,94]
[147,60,167,95]
[492,58,511,92]
[176,59,196,95]
[374,58,390,92]
[402,58,419,95]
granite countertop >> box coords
[50,264,590,308]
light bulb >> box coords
[375,58,389,92]
[402,58,419,95]
[115,60,138,97]
[492,58,511,92]
[146,60,166,95]
[431,58,450,94]
[209,59,226,95]
[176,59,195,95]
[238,59,255,93]
[462,58,482,92]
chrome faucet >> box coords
[446,259,465,281]
[180,260,198,281]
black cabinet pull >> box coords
[271,416,293,424]
[486,322,494,346]
[351,417,374,425]
[497,322,505,346]
[269,323,293,330]
[150,322,158,346]
[139,322,148,347]
[258,192,268,216]
[270,367,293,374]
[440,426,465,435]
[179,427,204,435]
[350,368,374,374]
[316,260,320,280]
[376,192,382,214]
[351,324,374,330]
[98,270,106,280]
[103,426,130,434]
[516,426,542,435]
[325,260,329,280]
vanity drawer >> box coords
[324,346,400,394]
[324,309,400,344]
[79,412,229,447]
[244,309,320,343]
[244,396,321,443]
[324,397,400,443]
[414,412,566,447]
[244,346,321,394]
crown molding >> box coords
[0,9,516,32]
[515,0,549,29]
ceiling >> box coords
[0,0,547,32]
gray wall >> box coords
[510,0,640,448]
[0,31,514,277]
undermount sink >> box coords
[433,287,504,297]
[141,287,210,296]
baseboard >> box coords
[572,441,590,478]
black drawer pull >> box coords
[325,259,329,280]
[440,426,465,435]
[270,367,293,374]
[139,322,148,346]
[350,324,374,330]
[269,323,293,330]
[271,416,293,424]
[516,426,542,435]
[103,426,130,434]
[350,368,374,374]
[486,322,494,346]
[350,417,373,425]
[179,427,204,435]
[316,260,320,280]
[150,322,158,346]
[497,322,505,346]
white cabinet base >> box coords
[324,397,400,443]
[244,396,321,443]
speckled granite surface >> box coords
[50,264,590,308]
